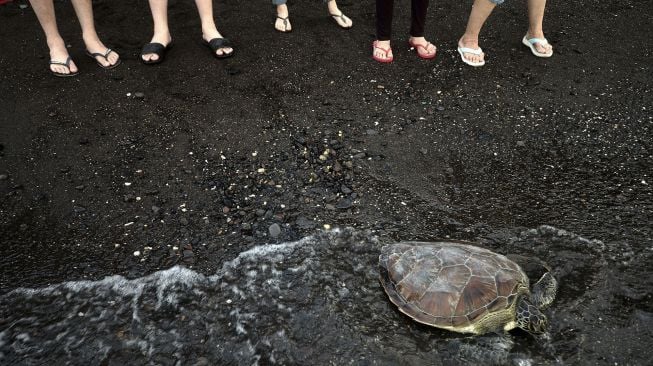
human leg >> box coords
[273,0,291,32]
[29,0,78,75]
[458,0,497,65]
[142,0,172,62]
[524,0,552,55]
[195,0,233,57]
[70,0,120,67]
[408,0,435,59]
[373,0,393,62]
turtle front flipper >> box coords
[531,272,557,309]
[516,297,548,334]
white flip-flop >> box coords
[457,45,485,67]
[522,35,553,58]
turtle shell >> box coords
[379,241,529,334]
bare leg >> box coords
[458,0,496,64]
[29,0,78,74]
[275,4,291,32]
[70,0,119,67]
[143,0,172,62]
[526,0,552,54]
[327,0,352,28]
[195,0,232,56]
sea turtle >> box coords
[379,241,557,335]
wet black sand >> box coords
[0,0,652,364]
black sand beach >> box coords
[1,0,651,364]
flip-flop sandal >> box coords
[85,48,121,69]
[141,42,172,65]
[522,35,553,58]
[329,11,352,29]
[408,39,436,60]
[203,37,234,59]
[49,56,79,77]
[275,16,292,33]
[457,45,485,67]
[372,41,393,63]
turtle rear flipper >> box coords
[531,272,557,309]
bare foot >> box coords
[373,40,393,63]
[408,36,436,59]
[48,37,78,75]
[84,36,120,67]
[458,36,485,65]
[275,4,292,32]
[525,31,553,55]
[327,1,352,28]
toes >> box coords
[51,65,66,74]
[108,52,120,65]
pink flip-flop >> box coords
[408,39,436,60]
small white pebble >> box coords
[124,182,132,186]
[226,299,233,304]
[133,251,141,256]
[323,224,331,230]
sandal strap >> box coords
[206,38,231,51]
[525,37,549,46]
[276,16,290,32]
[87,48,113,59]
[49,56,72,67]
[458,46,483,55]
[141,42,166,56]
[412,42,434,53]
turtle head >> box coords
[516,297,548,334]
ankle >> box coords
[459,35,479,46]
[202,25,220,38]
[46,36,66,50]
[151,30,172,44]
[527,29,545,39]
[277,4,288,16]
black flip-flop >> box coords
[85,48,121,69]
[329,11,352,29]
[141,42,172,65]
[203,38,234,59]
[49,57,79,77]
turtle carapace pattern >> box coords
[379,241,555,335]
